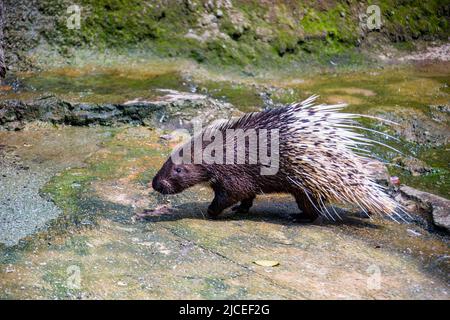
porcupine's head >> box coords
[152,147,209,195]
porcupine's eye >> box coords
[174,167,182,174]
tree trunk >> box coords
[0,0,6,78]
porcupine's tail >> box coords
[283,95,410,222]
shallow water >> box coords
[1,69,190,104]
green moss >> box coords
[42,263,83,299]
[393,41,417,51]
[0,245,23,265]
[373,0,449,41]
[271,31,300,57]
[34,0,449,69]
[390,166,449,199]
[300,3,357,44]
[63,236,91,256]
[135,167,158,187]
[41,168,96,224]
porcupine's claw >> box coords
[289,212,323,224]
[231,204,249,213]
[231,197,255,214]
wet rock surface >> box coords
[0,143,61,246]
[399,186,450,233]
[0,125,113,246]
[380,108,449,147]
[0,90,237,130]
[399,44,450,62]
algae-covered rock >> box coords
[393,156,434,176]
[4,0,450,72]
[380,108,449,146]
[0,91,237,130]
[399,185,450,232]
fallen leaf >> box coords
[253,260,280,267]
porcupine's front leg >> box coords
[207,189,238,219]
[292,193,320,222]
[232,196,255,213]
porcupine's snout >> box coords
[151,176,172,194]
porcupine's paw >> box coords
[207,207,222,220]
[207,211,218,219]
[231,204,250,214]
[289,213,323,224]
[231,197,254,214]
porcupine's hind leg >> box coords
[232,196,255,213]
[207,187,239,219]
[291,192,320,222]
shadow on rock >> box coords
[139,199,382,230]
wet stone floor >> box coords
[0,125,448,299]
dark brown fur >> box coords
[152,157,319,220]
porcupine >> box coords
[152,95,407,222]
